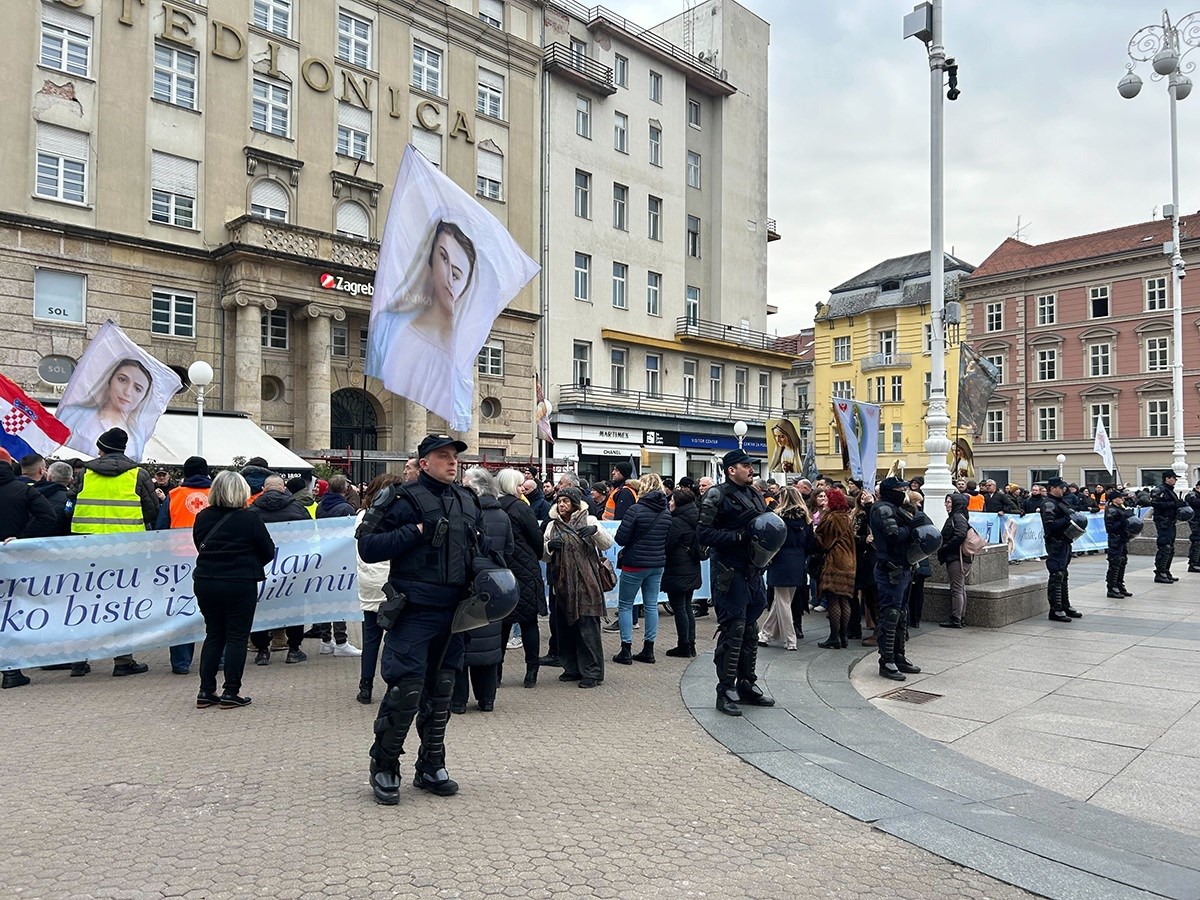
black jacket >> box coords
[241,465,274,496]
[1041,494,1074,551]
[1151,484,1183,530]
[1022,495,1044,515]
[698,480,767,574]
[1105,504,1137,553]
[1187,490,1200,538]
[986,491,1021,515]
[662,494,702,593]
[193,506,276,582]
[461,496,513,667]
[767,514,810,588]
[0,464,56,540]
[868,500,912,568]
[938,493,971,563]
[614,490,671,568]
[251,490,312,523]
[316,491,357,519]
[497,494,546,620]
[34,480,74,536]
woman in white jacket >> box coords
[356,473,403,704]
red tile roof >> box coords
[969,213,1199,280]
[777,329,814,362]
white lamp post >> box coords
[1119,9,1197,491]
[733,420,748,450]
[188,360,214,457]
[1056,453,1067,478]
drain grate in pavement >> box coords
[879,688,942,704]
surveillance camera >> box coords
[945,61,960,101]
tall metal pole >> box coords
[1168,71,1189,489]
[196,384,205,457]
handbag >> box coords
[616,509,668,569]
[961,525,987,559]
[596,553,617,591]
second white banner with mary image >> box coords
[367,145,539,432]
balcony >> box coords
[557,383,783,424]
[767,218,781,242]
[223,215,378,271]
[860,352,913,372]
[674,317,795,355]
[543,43,616,95]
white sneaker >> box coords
[333,642,362,657]
[506,636,522,650]
[319,640,335,655]
[812,604,827,613]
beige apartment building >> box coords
[2,0,542,475]
[541,0,787,484]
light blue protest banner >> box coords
[0,520,361,670]
[598,522,711,608]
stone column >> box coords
[221,292,276,422]
[300,302,345,451]
[402,399,428,454]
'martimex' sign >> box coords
[319,272,374,297]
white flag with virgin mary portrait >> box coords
[367,145,540,432]
[56,319,183,461]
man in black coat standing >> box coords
[1041,477,1081,622]
[249,475,312,665]
[36,461,76,536]
[1152,471,1185,583]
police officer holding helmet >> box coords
[358,433,496,804]
[1042,476,1085,621]
[1151,470,1187,583]
[698,448,786,717]
[870,478,932,682]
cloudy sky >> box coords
[617,0,1198,334]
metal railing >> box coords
[557,383,782,422]
[542,43,616,94]
[860,352,913,372]
[674,316,793,354]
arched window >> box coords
[331,388,378,452]
[335,200,369,239]
[250,178,289,222]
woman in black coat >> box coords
[761,486,811,650]
[661,490,702,658]
[455,468,514,713]
[192,470,276,710]
[496,469,548,687]
[612,474,672,665]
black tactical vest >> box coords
[390,482,477,587]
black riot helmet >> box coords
[1179,506,1195,523]
[451,567,520,634]
[907,523,943,565]
[748,511,787,568]
[1126,516,1144,535]
[1064,511,1089,542]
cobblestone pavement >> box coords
[2,619,1029,899]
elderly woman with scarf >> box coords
[544,487,614,688]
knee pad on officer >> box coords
[880,606,902,629]
[432,668,456,700]
[387,680,422,714]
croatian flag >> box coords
[0,372,71,460]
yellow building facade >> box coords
[811,252,974,482]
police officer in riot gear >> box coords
[699,448,775,717]
[1104,491,1137,598]
[870,478,921,681]
[357,434,490,804]
[1041,476,1081,622]
[1186,483,1200,573]
[1152,471,1185,583]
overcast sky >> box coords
[617,0,1198,335]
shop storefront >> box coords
[556,423,767,485]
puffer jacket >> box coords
[661,493,702,594]
[462,496,513,668]
[767,514,810,588]
[316,491,356,519]
[241,465,273,496]
[614,489,671,569]
[497,493,547,620]
[937,493,971,563]
[250,489,311,523]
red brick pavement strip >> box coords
[1,629,1028,900]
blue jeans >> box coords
[618,568,662,643]
[169,643,194,673]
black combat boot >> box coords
[1048,572,1071,622]
[612,642,633,665]
[632,641,656,663]
[523,664,538,688]
[356,678,373,705]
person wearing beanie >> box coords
[240,457,274,503]
[1041,476,1081,621]
[155,456,213,675]
[287,476,317,517]
[601,462,638,521]
[1104,491,1137,598]
[1151,471,1186,583]
[69,427,159,677]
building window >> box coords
[985,408,1005,444]
[1148,398,1170,437]
[924,372,932,400]
[331,324,349,357]
[573,252,590,301]
[572,341,591,385]
[923,323,933,353]
[891,423,903,453]
[479,0,504,29]
[878,329,896,356]
[152,43,197,109]
[150,151,198,229]
[1146,335,1170,371]
[833,336,851,363]
[1146,276,1169,311]
[252,0,291,37]
[412,43,442,96]
[261,308,289,349]
[570,37,587,66]
[611,348,627,394]
[337,10,372,68]
[645,354,661,396]
[336,200,370,239]
[687,98,701,128]
[686,216,701,257]
[476,147,503,200]
[1036,406,1058,441]
[734,368,748,407]
[477,68,504,119]
[647,196,662,240]
[252,77,290,137]
[1089,285,1110,318]
[831,380,852,399]
[614,53,628,87]
[574,169,591,218]
[40,4,92,77]
[575,95,591,138]
[648,124,662,166]
[611,262,628,309]
[250,178,289,222]
[646,271,661,316]
[1089,402,1111,438]
[1088,342,1111,378]
[890,375,903,402]
[35,123,88,204]
[1036,347,1057,381]
[613,112,628,152]
[985,301,1003,332]
[873,376,886,404]
[477,340,504,377]
[758,372,770,410]
[1036,293,1056,326]
[983,353,1004,384]
[685,286,700,326]
[34,269,85,324]
[336,102,370,158]
[649,70,662,102]
[709,365,723,403]
[412,128,441,168]
[612,183,628,230]
[683,359,697,399]
[150,289,195,338]
[686,151,701,189]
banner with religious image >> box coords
[765,418,804,474]
[831,399,881,483]
[535,374,554,445]
[56,320,182,461]
[367,145,540,432]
